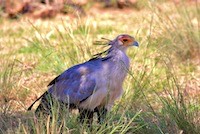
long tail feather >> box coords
[27,92,47,111]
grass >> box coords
[0,1,200,133]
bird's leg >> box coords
[95,107,107,124]
[78,108,94,126]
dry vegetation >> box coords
[0,0,139,19]
[0,0,200,133]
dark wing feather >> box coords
[47,62,99,104]
[48,75,61,86]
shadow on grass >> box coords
[0,111,34,133]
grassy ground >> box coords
[0,1,200,134]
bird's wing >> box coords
[47,75,60,87]
[48,62,100,104]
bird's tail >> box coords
[27,92,47,111]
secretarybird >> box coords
[28,34,139,124]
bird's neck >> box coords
[108,48,130,68]
[106,48,130,86]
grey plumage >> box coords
[28,34,139,124]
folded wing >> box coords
[48,61,99,105]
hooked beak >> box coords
[133,41,139,47]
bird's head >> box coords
[109,34,139,51]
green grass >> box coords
[0,1,200,133]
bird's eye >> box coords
[123,39,128,42]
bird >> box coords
[27,34,139,124]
